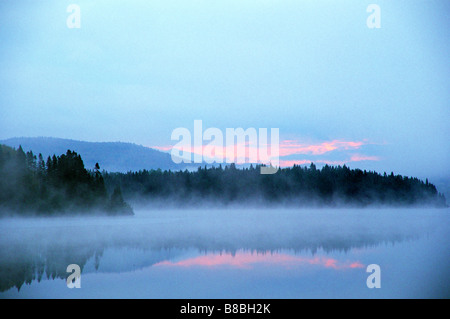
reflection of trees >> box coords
[0,218,425,293]
[0,242,104,292]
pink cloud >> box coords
[153,139,364,157]
[349,154,381,162]
[278,140,364,157]
[153,142,270,164]
[151,139,379,166]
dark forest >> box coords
[0,144,133,216]
[0,144,446,216]
[103,163,446,208]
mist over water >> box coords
[0,208,449,298]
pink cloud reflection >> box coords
[154,251,364,270]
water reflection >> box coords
[0,208,446,296]
[154,250,365,270]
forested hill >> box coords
[104,164,447,208]
[0,144,446,213]
[0,137,183,172]
[0,144,133,216]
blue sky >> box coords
[0,0,448,179]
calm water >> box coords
[0,208,449,299]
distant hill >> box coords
[0,137,186,172]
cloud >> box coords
[153,141,266,164]
[278,140,364,157]
[349,154,381,162]
[151,138,376,166]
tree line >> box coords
[103,163,447,207]
[0,144,133,216]
[1,143,446,213]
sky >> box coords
[0,0,448,180]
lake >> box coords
[0,208,448,299]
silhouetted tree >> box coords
[102,162,447,208]
[0,145,133,216]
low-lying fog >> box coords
[1,208,449,298]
